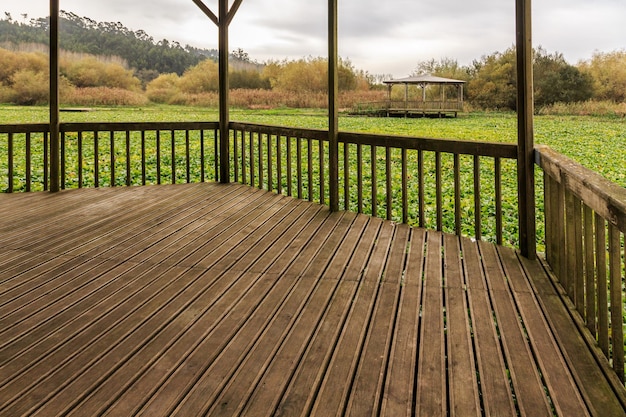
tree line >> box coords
[1,11,625,111]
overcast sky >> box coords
[3,0,625,77]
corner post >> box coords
[516,0,536,258]
[49,0,60,192]
[218,0,230,183]
[328,0,339,211]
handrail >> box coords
[536,144,626,385]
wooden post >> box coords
[516,0,536,259]
[49,0,60,192]
[328,0,339,211]
[218,0,230,183]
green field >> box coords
[2,104,624,186]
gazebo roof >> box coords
[384,75,465,85]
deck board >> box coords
[1,182,624,417]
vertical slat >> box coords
[584,204,596,336]
[60,131,65,189]
[78,131,83,188]
[126,131,131,186]
[186,130,191,183]
[155,130,161,185]
[557,180,567,284]
[286,136,292,195]
[170,130,176,185]
[319,139,325,205]
[357,143,363,214]
[454,153,461,236]
[94,131,99,187]
[248,131,254,187]
[371,145,377,217]
[25,132,31,192]
[418,149,424,228]
[608,225,624,382]
[473,155,481,240]
[267,134,273,192]
[233,129,239,183]
[544,172,552,264]
[495,157,503,245]
[402,148,408,224]
[259,132,264,190]
[565,189,577,300]
[141,131,146,185]
[596,214,609,357]
[214,128,219,181]
[43,131,49,191]
[574,198,584,316]
[343,143,349,210]
[7,132,13,193]
[307,137,313,201]
[276,135,282,194]
[386,146,392,220]
[436,151,442,231]
[110,131,116,187]
[296,136,302,199]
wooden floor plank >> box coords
[444,234,481,417]
[0,183,623,417]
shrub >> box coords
[146,73,181,103]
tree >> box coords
[467,48,517,110]
[578,50,626,102]
[534,48,593,106]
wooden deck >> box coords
[1,183,624,417]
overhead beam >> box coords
[49,0,60,192]
[227,0,244,25]
[328,0,339,211]
[191,0,219,26]
[516,0,536,258]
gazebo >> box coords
[383,74,466,117]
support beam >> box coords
[191,0,218,25]
[516,0,536,258]
[218,0,230,183]
[49,0,60,192]
[328,0,339,211]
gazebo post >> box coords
[218,0,230,184]
[49,0,60,192]
[516,0,536,259]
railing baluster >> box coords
[371,145,377,217]
[171,130,176,185]
[44,132,49,191]
[126,131,131,186]
[344,143,350,211]
[296,136,302,199]
[357,143,363,214]
[233,129,239,183]
[267,134,273,191]
[186,130,191,183]
[78,132,83,188]
[141,131,146,185]
[276,135,282,194]
[287,136,292,197]
[7,133,13,193]
[307,138,313,202]
[155,130,161,185]
[94,131,99,188]
[25,132,31,192]
[111,131,116,187]
[319,139,324,205]
[61,132,66,189]
[418,149,424,228]
[596,214,609,357]
[583,204,595,335]
[386,146,392,221]
[495,157,503,245]
[258,132,263,190]
[454,153,461,236]
[608,225,624,382]
[436,151,442,231]
[402,148,408,224]
[214,128,219,181]
[473,155,481,240]
[248,131,254,187]
[241,130,246,185]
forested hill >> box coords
[0,11,218,75]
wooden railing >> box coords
[0,122,219,191]
[537,145,626,384]
[229,122,519,245]
[354,100,464,115]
